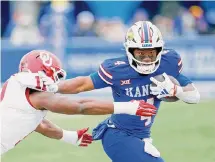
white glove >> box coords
[38,71,58,93]
[150,73,183,99]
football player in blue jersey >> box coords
[40,21,200,162]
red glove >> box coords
[133,100,157,117]
[77,128,93,147]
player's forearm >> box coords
[176,83,200,104]
[39,93,110,115]
[78,100,114,115]
[35,119,80,145]
[181,83,195,92]
[48,100,139,115]
[35,119,63,140]
[57,78,82,94]
[57,76,93,94]
[40,93,144,115]
[78,100,143,115]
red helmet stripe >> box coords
[148,24,153,43]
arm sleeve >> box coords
[177,56,183,74]
[172,51,191,86]
[166,50,184,77]
[90,61,113,89]
[168,50,184,78]
[90,72,110,89]
[176,73,192,87]
[172,51,183,75]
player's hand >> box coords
[150,73,177,99]
[61,128,92,147]
[77,128,93,147]
[38,71,58,93]
[132,100,157,117]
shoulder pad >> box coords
[98,56,130,81]
[13,72,45,91]
[102,56,128,71]
[158,49,183,77]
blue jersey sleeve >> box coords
[90,72,110,89]
[176,53,183,75]
[168,50,183,77]
[176,73,192,86]
[90,60,113,89]
[160,49,184,78]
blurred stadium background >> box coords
[1,1,215,162]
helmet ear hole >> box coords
[128,48,135,55]
[57,73,63,79]
[156,47,162,55]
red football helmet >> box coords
[19,50,66,83]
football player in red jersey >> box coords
[0,50,157,155]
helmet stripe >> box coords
[143,22,149,43]
[148,24,153,43]
[141,23,144,43]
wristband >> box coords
[60,130,78,145]
[113,102,139,115]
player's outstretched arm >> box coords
[35,119,63,139]
[30,92,156,116]
[58,76,94,94]
[35,119,92,147]
[39,71,94,94]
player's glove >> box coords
[77,128,93,147]
[150,73,182,99]
[38,71,59,93]
[133,100,157,116]
[61,128,93,147]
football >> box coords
[151,74,180,102]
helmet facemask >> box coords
[52,67,67,83]
[127,47,162,74]
[42,65,67,84]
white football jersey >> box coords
[0,73,47,154]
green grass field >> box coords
[2,100,215,162]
